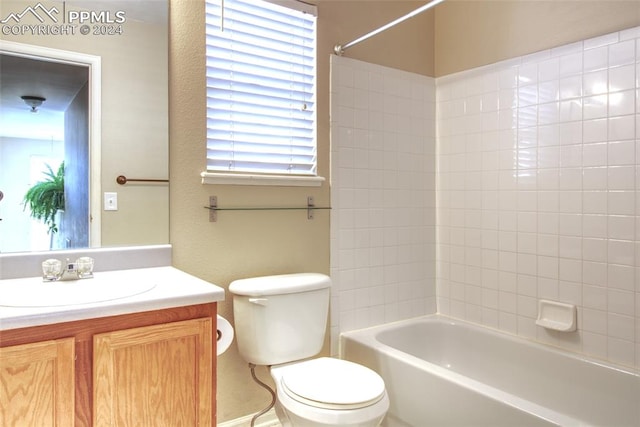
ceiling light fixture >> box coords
[21,95,46,113]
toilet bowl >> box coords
[271,358,389,427]
[229,273,390,426]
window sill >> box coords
[200,172,325,187]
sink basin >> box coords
[0,279,156,307]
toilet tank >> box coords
[229,273,331,366]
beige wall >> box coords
[321,1,435,76]
[168,0,433,422]
[435,0,640,76]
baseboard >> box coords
[217,408,280,427]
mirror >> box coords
[0,0,169,253]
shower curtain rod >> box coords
[333,0,445,56]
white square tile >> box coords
[583,261,608,287]
[585,32,618,50]
[609,91,636,118]
[608,239,634,266]
[538,234,559,257]
[583,95,608,120]
[582,214,608,238]
[559,52,583,77]
[538,146,561,173]
[538,124,560,147]
[608,190,635,215]
[537,169,559,190]
[608,215,635,240]
[538,190,559,212]
[517,231,537,252]
[608,141,635,165]
[481,92,500,113]
[539,57,560,81]
[558,280,582,305]
[482,71,500,93]
[538,277,560,299]
[607,166,635,190]
[608,290,635,317]
[559,99,582,123]
[558,190,582,213]
[560,144,583,169]
[583,238,608,263]
[538,212,559,235]
[498,290,517,313]
[609,64,636,92]
[538,102,560,125]
[518,106,538,128]
[519,63,538,85]
[583,119,608,144]
[559,258,582,282]
[559,75,583,99]
[584,70,608,96]
[609,39,636,67]
[559,213,582,236]
[582,142,608,169]
[559,121,583,145]
[584,191,608,214]
[539,80,559,103]
[582,331,608,359]
[584,45,609,71]
[583,284,608,309]
[607,337,635,367]
[582,307,608,335]
[608,264,635,291]
[538,256,559,279]
[499,250,517,273]
[517,294,538,318]
[559,235,582,259]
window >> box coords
[203,0,320,185]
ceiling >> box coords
[0,54,88,140]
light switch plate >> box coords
[104,192,118,211]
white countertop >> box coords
[0,266,225,331]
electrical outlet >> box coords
[104,192,118,211]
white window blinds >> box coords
[205,0,317,176]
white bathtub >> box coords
[340,315,640,427]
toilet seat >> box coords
[279,357,386,410]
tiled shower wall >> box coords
[437,27,640,369]
[330,27,640,370]
[329,55,437,352]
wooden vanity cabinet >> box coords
[0,303,217,427]
[0,338,75,426]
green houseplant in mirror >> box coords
[23,162,65,234]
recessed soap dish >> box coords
[535,299,577,332]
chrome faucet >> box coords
[42,257,94,281]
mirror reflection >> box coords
[1,53,90,252]
[0,0,169,254]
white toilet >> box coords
[229,273,389,427]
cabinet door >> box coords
[0,338,75,427]
[93,317,213,427]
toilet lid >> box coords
[280,358,386,410]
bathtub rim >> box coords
[339,313,640,377]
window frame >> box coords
[201,0,323,187]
